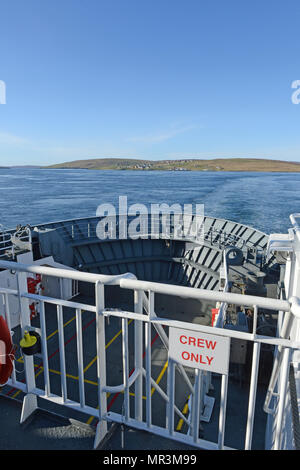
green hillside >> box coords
[47,157,300,172]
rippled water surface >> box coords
[0,168,299,234]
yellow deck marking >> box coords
[11,315,133,404]
[10,312,157,427]
[15,313,77,366]
[85,359,168,425]
[11,313,77,399]
[151,360,168,396]
[86,410,98,424]
[83,319,133,373]
[46,314,76,340]
[11,368,44,399]
[176,395,190,431]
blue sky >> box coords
[0,0,299,165]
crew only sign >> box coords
[169,328,230,375]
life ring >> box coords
[0,316,15,385]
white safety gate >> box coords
[0,258,300,450]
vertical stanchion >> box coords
[134,290,143,421]
[57,305,67,403]
[166,358,175,435]
[191,369,202,444]
[244,341,261,450]
[145,320,152,428]
[39,301,50,397]
[274,347,291,450]
[253,305,258,336]
[145,290,154,428]
[122,318,130,421]
[17,271,38,423]
[218,373,228,449]
[76,308,85,408]
[94,280,108,449]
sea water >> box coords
[0,168,299,234]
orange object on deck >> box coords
[27,275,43,320]
[211,308,219,326]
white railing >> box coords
[45,214,206,243]
[0,230,12,258]
[213,250,230,329]
[0,259,299,450]
[40,214,265,251]
[290,213,300,232]
[264,214,300,449]
[0,226,32,259]
[205,226,246,249]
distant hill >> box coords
[47,157,300,172]
[0,165,42,168]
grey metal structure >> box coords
[1,213,298,451]
[33,214,270,288]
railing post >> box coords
[94,280,108,449]
[39,301,50,397]
[166,358,175,435]
[145,320,152,428]
[218,374,229,449]
[264,310,293,413]
[274,347,291,450]
[244,341,261,449]
[122,318,130,421]
[76,308,85,408]
[17,271,38,423]
[57,305,67,403]
[134,290,143,421]
[145,290,155,428]
[191,369,202,444]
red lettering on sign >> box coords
[205,340,217,350]
[180,335,187,344]
[179,335,217,350]
[191,352,198,362]
[180,351,214,367]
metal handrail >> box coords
[214,250,230,328]
[264,296,300,414]
[0,227,32,258]
[1,258,299,450]
[51,214,205,242]
[0,258,296,319]
[37,214,266,251]
[119,277,291,313]
[290,213,300,231]
[0,259,137,285]
[204,227,246,248]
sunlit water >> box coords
[0,168,299,234]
